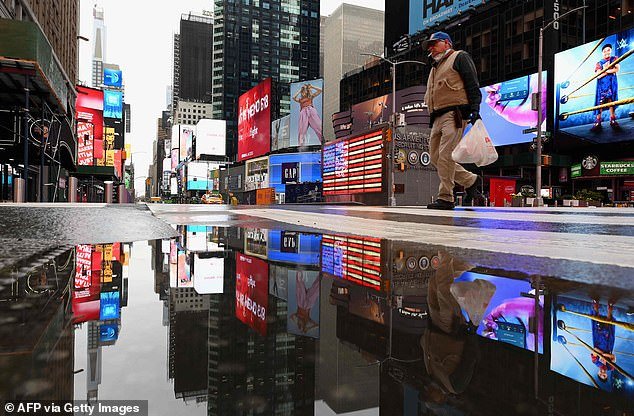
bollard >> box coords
[69,177,78,203]
[104,181,113,204]
[118,184,127,203]
[457,195,463,206]
[13,177,25,202]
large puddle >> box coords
[0,225,632,415]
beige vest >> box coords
[424,50,469,113]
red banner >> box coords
[76,86,104,165]
[238,78,271,162]
[235,252,269,335]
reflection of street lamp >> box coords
[536,5,587,206]
[360,53,426,206]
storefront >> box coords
[269,152,322,203]
[571,159,634,205]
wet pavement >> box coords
[0,204,632,415]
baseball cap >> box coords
[422,31,453,48]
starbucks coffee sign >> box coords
[600,161,634,176]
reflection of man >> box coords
[423,32,483,210]
[591,300,616,383]
[591,44,620,132]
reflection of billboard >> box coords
[245,228,268,258]
[480,73,547,146]
[75,244,93,288]
[103,90,123,119]
[321,234,382,291]
[287,270,320,339]
[551,295,633,396]
[178,251,192,287]
[271,115,290,151]
[186,225,207,251]
[269,264,289,301]
[103,68,123,87]
[454,272,543,353]
[99,291,120,320]
[193,255,224,295]
[99,324,119,342]
[290,79,323,147]
[235,253,269,336]
[196,119,226,158]
[187,162,209,191]
[268,230,321,265]
[555,31,634,143]
[409,0,485,34]
[238,78,272,161]
[323,131,383,196]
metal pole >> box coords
[390,63,397,207]
[536,28,544,207]
[23,74,29,202]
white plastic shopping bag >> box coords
[452,119,498,166]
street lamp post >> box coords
[536,5,587,206]
[360,53,426,206]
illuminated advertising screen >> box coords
[480,72,547,146]
[99,324,119,342]
[99,291,120,320]
[409,0,484,34]
[72,299,100,324]
[187,162,209,191]
[555,30,634,143]
[454,272,543,353]
[105,117,125,149]
[103,68,123,87]
[77,121,94,166]
[178,250,192,287]
[244,157,269,192]
[287,269,320,339]
[290,79,324,147]
[76,86,104,164]
[193,254,224,295]
[196,119,226,158]
[271,115,290,151]
[551,295,633,396]
[180,125,194,161]
[186,225,208,251]
[103,90,123,119]
[162,157,171,173]
[171,149,179,170]
[238,78,272,161]
[235,252,269,336]
[268,230,321,266]
[269,152,322,194]
[323,131,384,196]
[321,234,382,291]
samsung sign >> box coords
[409,0,485,34]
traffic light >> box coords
[541,154,552,166]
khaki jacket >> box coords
[424,50,470,113]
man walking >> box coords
[424,32,483,210]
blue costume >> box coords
[595,56,619,112]
[591,316,616,371]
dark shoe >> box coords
[463,176,483,206]
[590,122,602,132]
[427,199,455,210]
[610,119,622,131]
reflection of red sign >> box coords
[75,245,93,288]
[238,78,272,162]
[235,252,269,335]
[321,234,382,291]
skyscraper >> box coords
[322,4,384,142]
[211,0,321,158]
[91,4,106,88]
[178,13,213,103]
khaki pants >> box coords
[430,112,477,203]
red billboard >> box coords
[76,86,104,165]
[238,78,272,161]
[235,252,269,336]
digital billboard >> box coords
[99,291,120,320]
[271,115,290,151]
[269,152,322,194]
[99,324,119,342]
[103,90,123,119]
[238,78,272,161]
[555,30,634,143]
[196,119,226,158]
[186,162,209,191]
[235,253,269,336]
[290,79,323,147]
[321,234,382,291]
[178,250,192,288]
[480,72,547,146]
[409,0,484,34]
[454,272,544,353]
[180,125,194,161]
[323,131,384,196]
[268,230,321,266]
[551,294,633,396]
[76,86,104,164]
[103,68,123,87]
[77,121,94,166]
[244,157,269,192]
[287,270,320,339]
[193,255,224,295]
[171,149,178,170]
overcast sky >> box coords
[78,0,384,195]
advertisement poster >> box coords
[551,295,633,397]
[287,269,321,339]
[77,121,94,166]
[99,291,120,320]
[103,68,123,88]
[180,125,194,162]
[480,72,547,146]
[196,119,226,158]
[235,253,269,336]
[238,78,272,161]
[103,90,123,119]
[555,30,634,143]
[271,115,290,151]
[290,79,324,147]
[76,86,103,163]
[454,272,544,353]
[409,0,485,34]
